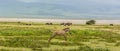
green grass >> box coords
[0,22,120,51]
[115,42,120,46]
[69,46,110,51]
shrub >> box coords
[110,24,114,26]
[86,20,96,25]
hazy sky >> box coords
[0,0,120,19]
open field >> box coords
[0,18,120,24]
[0,22,120,51]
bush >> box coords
[86,20,96,25]
[110,24,114,26]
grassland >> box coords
[0,22,120,51]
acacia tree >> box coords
[86,20,96,25]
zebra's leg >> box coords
[48,34,56,43]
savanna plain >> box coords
[0,22,120,51]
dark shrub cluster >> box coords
[86,20,96,25]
